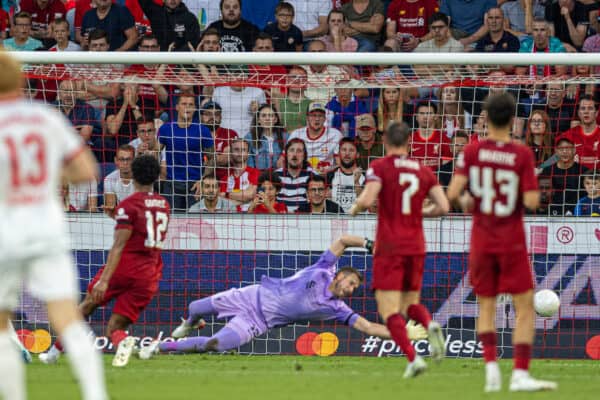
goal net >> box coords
[11,52,600,360]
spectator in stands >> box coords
[527,173,553,215]
[574,170,600,216]
[526,109,554,166]
[303,40,350,102]
[355,113,384,170]
[103,144,136,215]
[545,0,588,49]
[189,175,237,212]
[498,0,531,37]
[219,138,259,212]
[534,82,576,135]
[264,1,303,52]
[517,18,568,77]
[74,0,94,45]
[247,171,288,213]
[211,71,267,137]
[3,12,43,50]
[50,18,81,52]
[81,0,138,51]
[296,174,343,213]
[245,104,287,170]
[541,136,588,215]
[288,102,343,173]
[326,138,365,213]
[56,79,99,144]
[273,138,315,212]
[414,12,463,52]
[583,17,600,74]
[0,7,8,42]
[326,83,369,138]
[384,0,438,52]
[199,101,237,182]
[207,0,259,52]
[475,7,520,54]
[560,95,600,170]
[241,0,279,31]
[470,109,488,140]
[376,87,406,133]
[437,130,469,188]
[68,180,98,212]
[321,9,358,52]
[137,0,200,52]
[438,86,467,139]
[194,28,222,99]
[410,101,452,170]
[160,94,215,211]
[286,0,330,42]
[250,33,287,80]
[440,0,495,46]
[129,118,167,179]
[105,82,155,147]
[20,0,66,48]
[340,0,385,52]
[274,66,312,133]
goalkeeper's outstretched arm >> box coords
[329,235,374,257]
[352,316,427,341]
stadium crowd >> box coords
[1,0,599,215]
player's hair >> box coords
[117,144,135,157]
[52,18,69,29]
[258,171,283,192]
[284,138,309,169]
[484,92,516,128]
[384,121,411,147]
[0,50,23,94]
[132,155,161,186]
[88,28,109,44]
[276,2,295,16]
[335,266,363,284]
[13,11,32,24]
[220,0,241,11]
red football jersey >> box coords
[366,154,438,255]
[559,126,600,169]
[20,0,66,33]
[386,0,439,38]
[114,191,170,280]
[410,129,452,170]
[454,139,538,253]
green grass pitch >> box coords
[27,355,599,400]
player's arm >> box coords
[91,228,132,304]
[62,147,98,184]
[349,181,382,216]
[329,235,374,257]
[352,316,427,341]
[523,190,541,211]
[422,184,450,217]
[447,174,473,213]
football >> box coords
[534,289,560,317]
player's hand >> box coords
[191,180,202,198]
[406,320,427,340]
[349,203,360,216]
[459,192,474,213]
[91,279,109,304]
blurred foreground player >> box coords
[349,121,450,378]
[40,155,170,368]
[447,93,557,392]
[139,235,427,359]
[0,50,107,400]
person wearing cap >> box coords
[199,100,237,182]
[540,135,589,216]
[355,113,384,171]
[288,101,344,174]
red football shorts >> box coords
[87,267,158,323]
[372,255,425,291]
[468,249,534,297]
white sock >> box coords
[62,322,108,400]
[486,361,500,379]
[511,368,529,380]
[0,331,25,400]
[47,343,62,357]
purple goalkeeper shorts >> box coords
[210,285,269,344]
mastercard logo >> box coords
[586,335,600,360]
[16,329,52,353]
[296,332,339,356]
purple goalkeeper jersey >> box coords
[257,250,359,329]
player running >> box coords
[139,235,427,359]
[40,154,170,368]
[447,93,557,392]
[349,121,450,378]
[0,51,107,400]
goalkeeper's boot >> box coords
[484,362,501,393]
[427,321,445,362]
[139,340,160,360]
[403,355,427,379]
[112,336,137,367]
[509,370,557,392]
[172,317,206,339]
[39,345,61,365]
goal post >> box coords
[10,51,600,360]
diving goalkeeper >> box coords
[140,235,426,357]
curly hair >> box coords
[132,155,161,186]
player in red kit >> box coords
[447,93,557,392]
[40,155,170,367]
[350,121,449,378]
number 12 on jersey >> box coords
[145,211,168,249]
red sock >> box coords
[54,339,63,352]
[110,330,128,348]
[479,332,497,363]
[514,343,531,371]
[386,314,416,362]
[406,304,432,328]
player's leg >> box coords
[0,311,25,400]
[106,313,137,367]
[171,296,215,339]
[8,320,32,363]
